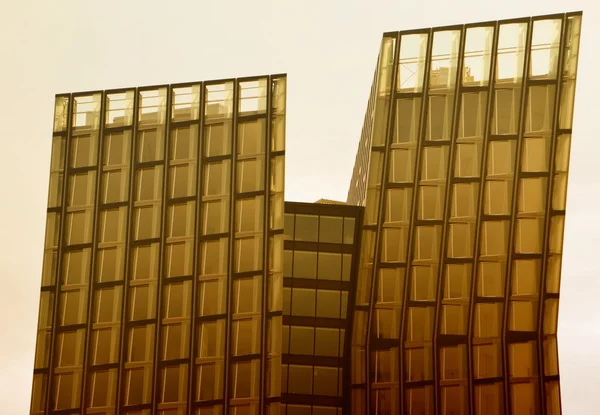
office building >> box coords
[30,75,287,415]
[281,202,362,415]
[346,11,582,415]
[31,11,582,415]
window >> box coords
[232,317,260,356]
[406,307,434,342]
[70,134,98,168]
[418,184,445,220]
[170,126,196,161]
[288,365,313,395]
[521,137,550,172]
[196,362,224,401]
[198,279,226,316]
[317,252,341,281]
[314,367,339,396]
[492,87,521,135]
[203,160,230,196]
[475,383,504,414]
[315,328,340,357]
[294,214,318,242]
[394,98,421,143]
[233,277,261,314]
[480,221,509,257]
[451,182,478,219]
[201,199,230,235]
[474,303,502,338]
[455,141,482,177]
[289,326,315,355]
[410,266,436,301]
[231,360,260,399]
[138,128,164,162]
[440,345,466,380]
[98,207,127,243]
[405,347,433,382]
[164,240,194,278]
[444,264,470,299]
[388,148,415,183]
[160,364,188,405]
[68,171,96,208]
[169,164,196,198]
[319,216,343,243]
[60,289,88,326]
[294,251,317,279]
[459,91,488,138]
[421,146,448,181]
[102,169,128,203]
[484,179,512,215]
[317,290,341,319]
[291,289,316,317]
[131,243,159,281]
[129,284,157,321]
[427,94,452,141]
[236,157,264,193]
[237,119,266,155]
[385,188,412,224]
[197,320,224,359]
[234,235,263,273]
[447,222,475,258]
[94,287,122,324]
[87,369,117,408]
[204,123,232,157]
[518,177,547,214]
[199,238,228,276]
[509,300,538,332]
[477,260,505,297]
[377,268,404,304]
[284,213,295,240]
[236,197,264,233]
[414,226,441,261]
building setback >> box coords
[30,11,582,415]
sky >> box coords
[0,0,599,413]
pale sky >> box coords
[1,0,599,413]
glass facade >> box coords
[32,11,582,415]
[31,75,287,415]
[347,12,581,415]
[281,202,362,415]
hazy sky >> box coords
[1,0,598,413]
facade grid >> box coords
[30,11,582,415]
[30,75,287,415]
[348,11,581,415]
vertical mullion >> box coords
[187,83,205,415]
[79,91,107,414]
[537,14,569,415]
[432,27,466,415]
[344,209,363,413]
[259,76,273,412]
[364,33,401,414]
[398,28,435,414]
[44,94,74,413]
[151,86,173,414]
[116,89,140,413]
[466,22,500,415]
[501,17,534,414]
[224,80,239,414]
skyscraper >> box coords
[346,11,581,415]
[31,11,582,415]
[31,75,287,415]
